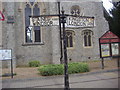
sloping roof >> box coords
[99,31,120,43]
[100,31,119,39]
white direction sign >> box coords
[66,16,94,28]
[30,16,59,26]
[30,16,94,28]
[0,49,12,60]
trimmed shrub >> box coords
[29,60,40,67]
[68,62,89,74]
[38,62,89,76]
[38,64,64,76]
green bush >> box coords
[68,62,89,74]
[38,62,89,76]
[29,60,40,67]
[38,64,64,76]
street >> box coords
[2,70,119,88]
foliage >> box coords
[29,60,40,67]
[38,64,64,76]
[38,62,89,76]
[68,62,89,74]
[104,1,120,38]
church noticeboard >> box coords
[0,49,12,60]
[99,31,120,58]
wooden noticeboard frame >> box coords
[99,31,120,58]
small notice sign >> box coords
[0,49,12,60]
[7,16,15,23]
[0,11,5,21]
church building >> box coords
[0,0,109,67]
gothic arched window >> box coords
[82,30,93,47]
[71,5,80,16]
[25,2,41,43]
[66,30,75,48]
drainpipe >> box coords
[58,2,63,64]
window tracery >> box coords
[71,5,80,16]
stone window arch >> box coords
[82,30,93,47]
[71,5,80,16]
[66,30,75,48]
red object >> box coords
[0,11,5,21]
[100,31,120,43]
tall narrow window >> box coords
[25,4,31,42]
[82,30,93,47]
[66,30,74,48]
[25,2,41,43]
[33,4,41,42]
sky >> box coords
[102,0,114,12]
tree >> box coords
[104,1,120,38]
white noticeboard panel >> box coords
[0,49,12,60]
[112,43,119,56]
[101,44,110,57]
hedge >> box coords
[38,62,89,76]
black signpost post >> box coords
[61,8,70,90]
